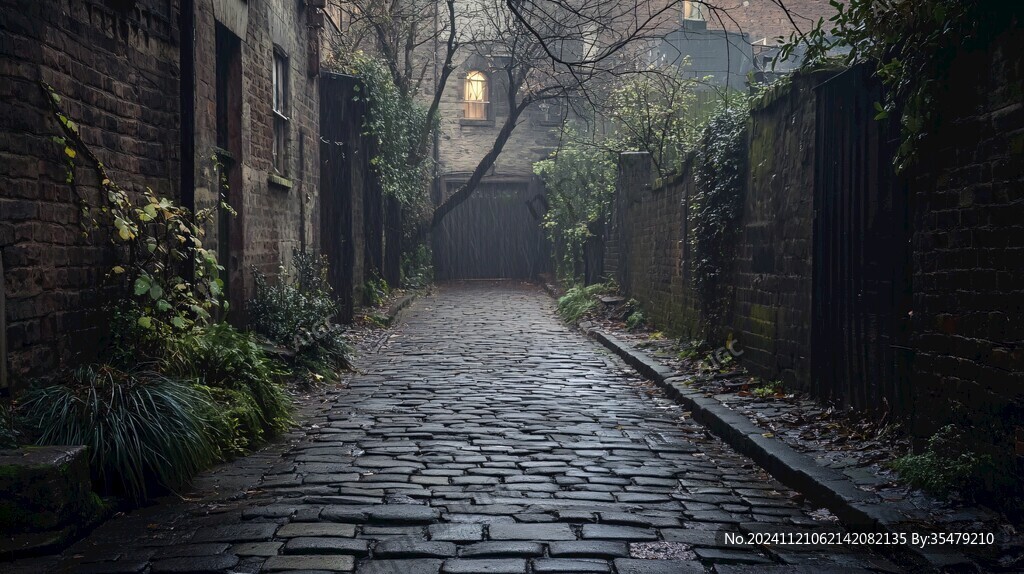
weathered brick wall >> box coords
[611,70,828,388]
[729,71,826,388]
[193,0,321,307]
[0,0,181,382]
[907,26,1024,444]
[612,154,702,336]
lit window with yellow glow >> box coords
[683,0,705,21]
[464,71,488,120]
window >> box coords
[272,49,289,175]
[683,0,705,21]
[463,71,489,120]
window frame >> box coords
[272,47,290,177]
[462,70,491,123]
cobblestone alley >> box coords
[13,282,900,574]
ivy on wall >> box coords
[690,105,748,327]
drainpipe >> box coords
[179,0,195,213]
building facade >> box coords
[0,0,331,386]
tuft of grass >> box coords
[751,380,784,398]
[625,300,646,331]
[890,424,993,499]
[165,322,293,457]
[556,281,616,323]
[20,365,215,502]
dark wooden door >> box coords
[434,180,549,280]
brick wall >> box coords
[729,71,826,388]
[193,0,321,311]
[611,153,702,336]
[0,0,181,382]
[907,26,1024,444]
[611,71,826,387]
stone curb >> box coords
[583,327,976,574]
[385,293,417,325]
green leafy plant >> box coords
[751,380,784,398]
[364,274,390,308]
[891,424,994,498]
[41,83,226,336]
[165,323,292,457]
[604,65,704,175]
[400,244,434,289]
[690,105,748,327]
[625,301,647,331]
[349,52,433,206]
[19,365,215,502]
[249,251,351,376]
[556,282,617,324]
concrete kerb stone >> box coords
[385,293,417,325]
[581,326,975,573]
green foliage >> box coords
[335,52,433,209]
[249,251,351,376]
[690,105,748,326]
[165,323,292,457]
[776,0,997,171]
[751,380,784,398]
[891,424,994,498]
[19,366,214,502]
[625,300,646,331]
[363,274,390,308]
[401,244,434,289]
[533,136,616,286]
[42,83,225,336]
[556,282,617,324]
[605,66,703,175]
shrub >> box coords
[891,424,994,499]
[20,365,215,502]
[557,282,616,324]
[364,274,390,307]
[165,322,292,457]
[249,251,351,375]
[625,300,646,331]
[401,244,434,289]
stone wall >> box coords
[0,0,181,382]
[729,71,826,388]
[610,71,826,387]
[907,25,1024,446]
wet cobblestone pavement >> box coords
[11,282,902,573]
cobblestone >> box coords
[15,282,896,573]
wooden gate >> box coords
[811,65,913,414]
[320,72,368,321]
[434,179,549,280]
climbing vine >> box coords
[690,105,748,325]
[777,0,1000,171]
[328,51,434,209]
[41,82,224,334]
